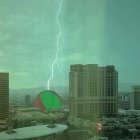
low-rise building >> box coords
[0,124,68,140]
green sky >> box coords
[0,0,140,89]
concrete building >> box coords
[25,95,30,107]
[0,73,9,120]
[131,86,140,110]
[118,92,131,110]
[69,64,118,118]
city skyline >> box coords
[0,0,140,89]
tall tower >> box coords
[69,64,118,118]
[0,73,9,120]
[131,86,140,110]
[25,95,31,107]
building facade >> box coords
[118,92,131,110]
[131,86,140,110]
[0,73,9,120]
[69,64,118,118]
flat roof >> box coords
[126,110,140,112]
[0,124,68,140]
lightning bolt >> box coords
[47,0,64,90]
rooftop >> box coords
[0,124,68,140]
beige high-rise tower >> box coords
[0,73,9,120]
[69,64,118,118]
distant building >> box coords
[0,73,9,120]
[118,92,130,110]
[131,86,140,110]
[34,90,63,112]
[25,95,30,107]
[69,64,118,118]
[125,110,140,115]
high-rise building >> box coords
[0,73,9,120]
[131,86,140,110]
[118,92,130,110]
[69,64,118,118]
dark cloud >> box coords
[0,0,140,88]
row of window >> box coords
[77,103,117,114]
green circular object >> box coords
[35,90,62,111]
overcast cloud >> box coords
[0,0,140,89]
